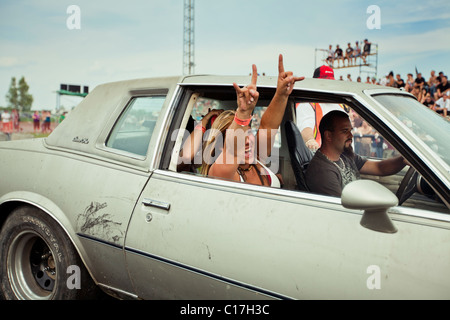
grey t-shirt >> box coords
[305,150,367,197]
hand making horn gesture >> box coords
[276,54,305,96]
[233,64,259,118]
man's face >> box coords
[329,117,354,153]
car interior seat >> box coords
[285,120,314,191]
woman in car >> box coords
[201,54,304,187]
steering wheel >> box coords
[396,166,419,205]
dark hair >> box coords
[318,110,349,140]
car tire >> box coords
[0,205,102,300]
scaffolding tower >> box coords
[183,0,195,75]
[314,43,378,79]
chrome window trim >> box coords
[152,169,450,226]
[150,85,183,171]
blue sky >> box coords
[1,0,449,110]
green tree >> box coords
[6,77,19,110]
[6,76,33,111]
[18,76,33,111]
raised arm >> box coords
[178,109,223,171]
[208,65,260,180]
[258,54,304,160]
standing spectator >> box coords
[12,109,20,132]
[296,65,346,151]
[365,76,371,84]
[42,110,51,133]
[334,45,344,68]
[371,77,377,85]
[435,75,450,100]
[394,74,405,89]
[405,73,415,92]
[357,76,361,82]
[1,110,13,139]
[361,39,371,64]
[326,44,334,67]
[33,111,41,133]
[347,74,352,81]
[344,43,354,66]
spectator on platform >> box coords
[353,41,362,65]
[335,45,344,68]
[326,44,334,67]
[345,43,354,66]
[361,39,371,64]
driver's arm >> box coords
[360,155,407,176]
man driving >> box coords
[305,110,407,196]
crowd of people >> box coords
[333,68,449,118]
[363,70,449,118]
[325,39,373,68]
[1,109,59,138]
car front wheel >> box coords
[0,205,100,300]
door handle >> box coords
[142,198,170,211]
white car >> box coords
[0,75,449,300]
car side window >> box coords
[106,96,165,157]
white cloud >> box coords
[0,57,20,68]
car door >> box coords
[124,84,450,299]
[70,92,168,297]
[124,167,450,300]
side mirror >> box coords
[341,180,398,233]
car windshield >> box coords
[373,94,450,167]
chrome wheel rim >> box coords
[7,231,56,300]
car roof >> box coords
[44,75,405,157]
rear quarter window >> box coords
[106,96,166,157]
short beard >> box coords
[343,145,355,158]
